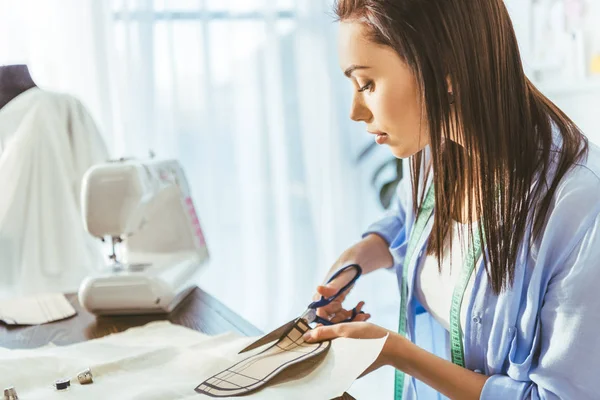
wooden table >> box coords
[0,287,355,399]
[0,287,260,348]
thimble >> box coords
[3,386,18,400]
[54,378,70,391]
[77,367,94,385]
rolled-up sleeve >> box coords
[362,172,413,240]
[362,213,406,246]
[362,174,413,270]
[481,211,600,399]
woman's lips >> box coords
[375,133,388,144]
[369,131,389,145]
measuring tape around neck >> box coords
[394,185,483,400]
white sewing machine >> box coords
[78,158,209,315]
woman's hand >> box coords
[313,233,392,323]
[303,322,401,374]
[313,285,371,324]
[303,321,390,342]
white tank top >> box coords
[414,221,479,331]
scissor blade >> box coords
[238,318,298,354]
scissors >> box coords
[238,264,364,354]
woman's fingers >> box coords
[314,286,338,319]
[327,301,344,313]
[315,285,339,298]
[352,301,371,321]
[329,309,352,324]
[316,301,342,319]
[336,284,354,301]
[354,313,371,322]
[328,301,370,323]
[313,281,357,320]
[315,301,343,319]
[315,283,355,300]
[355,301,365,313]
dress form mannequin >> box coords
[0,65,109,296]
[0,64,37,110]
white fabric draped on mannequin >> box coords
[0,88,109,297]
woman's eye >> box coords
[358,81,374,92]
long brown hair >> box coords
[335,0,588,294]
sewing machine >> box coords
[78,158,209,315]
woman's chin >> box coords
[388,141,427,159]
[388,145,412,159]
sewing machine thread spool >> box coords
[54,379,70,391]
[77,368,94,385]
[3,387,18,400]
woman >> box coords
[302,0,600,399]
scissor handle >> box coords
[313,305,364,326]
[308,264,362,309]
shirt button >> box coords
[472,316,481,324]
[474,369,482,374]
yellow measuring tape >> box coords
[394,185,483,399]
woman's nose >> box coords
[350,96,372,123]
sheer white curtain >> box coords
[103,0,375,330]
[0,0,114,135]
[1,1,399,397]
[1,0,391,328]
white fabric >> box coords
[0,293,76,325]
[0,88,109,297]
[414,221,477,332]
[0,321,387,400]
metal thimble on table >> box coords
[3,386,18,400]
[77,367,94,385]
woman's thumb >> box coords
[316,285,338,298]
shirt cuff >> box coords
[481,374,529,399]
[361,216,401,245]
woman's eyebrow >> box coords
[344,65,370,78]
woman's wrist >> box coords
[322,234,393,289]
[339,234,393,274]
[382,332,413,371]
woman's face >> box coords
[338,21,429,159]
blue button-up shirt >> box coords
[365,142,600,399]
